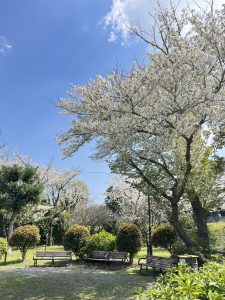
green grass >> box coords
[208,222,225,249]
[0,245,64,270]
[0,264,154,300]
[134,247,170,264]
[0,245,169,270]
[208,221,225,235]
[2,224,223,299]
[0,246,162,300]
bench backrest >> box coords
[36,251,54,257]
[108,251,128,259]
[53,251,72,257]
[35,251,72,258]
[92,251,108,259]
[147,256,178,266]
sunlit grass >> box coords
[0,245,169,271]
[134,247,170,264]
[0,245,65,270]
[208,222,225,249]
[0,264,153,300]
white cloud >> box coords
[0,36,12,56]
[103,0,225,44]
[104,0,153,43]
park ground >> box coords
[0,222,224,299]
[0,246,169,300]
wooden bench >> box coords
[85,251,128,263]
[138,255,178,272]
[107,251,128,262]
[33,251,73,266]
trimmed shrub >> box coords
[152,224,177,253]
[64,224,90,256]
[10,225,40,261]
[0,238,8,261]
[116,223,142,263]
[81,231,116,257]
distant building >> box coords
[208,208,225,222]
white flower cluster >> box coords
[57,3,225,210]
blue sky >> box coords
[2,0,223,202]
[0,0,147,202]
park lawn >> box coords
[0,245,65,270]
[134,247,170,264]
[0,246,169,270]
[0,246,163,300]
[0,264,154,300]
[208,221,225,249]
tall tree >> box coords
[40,167,89,245]
[0,164,43,240]
[72,204,114,234]
[56,2,225,247]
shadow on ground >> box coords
[0,264,155,300]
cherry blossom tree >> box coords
[71,204,114,234]
[56,2,225,247]
[105,175,165,254]
[106,176,148,222]
[40,167,89,245]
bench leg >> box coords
[52,259,54,265]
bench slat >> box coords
[86,251,128,262]
[33,251,73,266]
[139,255,178,271]
[93,251,108,259]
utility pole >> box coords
[147,188,153,255]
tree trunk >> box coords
[47,223,54,246]
[129,253,134,264]
[171,202,195,247]
[146,236,152,256]
[0,212,5,237]
[7,212,17,241]
[21,247,27,262]
[190,193,210,250]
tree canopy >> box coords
[0,164,43,240]
[56,2,225,248]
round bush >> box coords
[64,224,90,256]
[81,231,116,257]
[152,224,177,252]
[0,238,8,259]
[170,241,193,257]
[116,223,142,263]
[10,225,40,261]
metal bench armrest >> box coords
[138,257,147,264]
